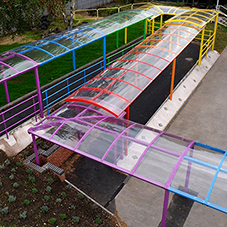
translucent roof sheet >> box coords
[28,103,227,214]
[0,52,38,82]
[64,19,198,116]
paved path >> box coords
[114,47,227,227]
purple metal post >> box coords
[34,67,44,118]
[32,134,40,166]
[161,190,169,227]
[1,64,10,103]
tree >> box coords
[0,0,76,36]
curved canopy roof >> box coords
[28,102,227,214]
[66,9,218,117]
[0,52,38,82]
[0,4,188,84]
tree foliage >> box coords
[0,0,74,35]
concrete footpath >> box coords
[113,47,227,227]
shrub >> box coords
[8,195,16,203]
[24,199,30,206]
[9,174,14,180]
[72,216,80,223]
[46,186,52,192]
[0,182,2,187]
[77,193,84,199]
[48,218,56,224]
[5,159,10,165]
[44,195,50,201]
[11,168,16,173]
[60,213,67,219]
[28,176,35,183]
[13,182,19,188]
[95,218,102,225]
[26,169,33,175]
[69,205,76,209]
[32,188,38,194]
[92,204,98,210]
[61,192,67,197]
[41,205,48,213]
[0,164,4,169]
[20,211,27,219]
[24,151,29,156]
[56,198,62,203]
[0,207,9,214]
[16,162,22,166]
[47,178,54,184]
[66,184,72,189]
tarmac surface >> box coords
[113,47,227,227]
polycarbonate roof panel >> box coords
[28,104,227,213]
[0,52,38,82]
[66,9,218,116]
[11,26,106,65]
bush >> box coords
[95,218,102,225]
[41,206,48,213]
[24,199,30,206]
[44,195,50,201]
[77,193,84,199]
[0,164,4,169]
[8,195,16,203]
[66,184,72,189]
[48,218,56,224]
[61,192,67,197]
[28,176,35,183]
[11,168,16,173]
[93,204,98,210]
[47,178,54,184]
[56,198,62,203]
[0,207,9,214]
[26,169,33,175]
[72,216,80,223]
[60,213,67,219]
[46,186,52,192]
[16,162,22,167]
[13,182,19,188]
[0,182,2,187]
[9,174,14,180]
[20,211,27,219]
[5,159,10,165]
[32,188,38,194]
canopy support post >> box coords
[103,36,106,70]
[212,14,218,51]
[4,81,10,103]
[116,31,119,48]
[170,58,176,100]
[34,67,44,118]
[1,65,10,103]
[72,50,76,70]
[160,14,163,28]
[152,18,155,34]
[32,134,40,166]
[144,19,147,39]
[161,189,169,227]
[126,106,129,120]
[198,27,205,66]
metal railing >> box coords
[0,95,39,139]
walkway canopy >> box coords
[65,9,218,117]
[28,102,227,215]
